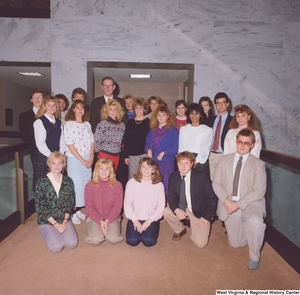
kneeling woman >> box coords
[84,158,124,245]
[124,157,165,247]
[34,151,78,253]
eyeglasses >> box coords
[236,140,252,147]
[215,101,227,106]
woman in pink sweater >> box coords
[124,157,165,247]
[84,158,123,245]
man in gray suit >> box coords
[212,128,266,270]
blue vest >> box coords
[40,115,61,152]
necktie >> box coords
[232,156,243,196]
[179,175,186,211]
[213,116,222,151]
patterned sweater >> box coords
[94,118,125,155]
[34,175,75,225]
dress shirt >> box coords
[212,112,229,153]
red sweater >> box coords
[84,178,123,223]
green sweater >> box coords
[34,175,75,225]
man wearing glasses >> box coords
[212,128,267,270]
[206,92,233,180]
[90,76,127,132]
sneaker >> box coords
[72,214,81,224]
[76,210,86,220]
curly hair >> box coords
[186,103,205,124]
[229,104,260,131]
[65,100,90,122]
[133,157,162,184]
[92,158,116,187]
[149,105,175,130]
[36,95,61,119]
[101,99,124,122]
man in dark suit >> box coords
[213,128,267,270]
[90,76,127,132]
[19,90,44,166]
[163,151,217,248]
[205,92,233,180]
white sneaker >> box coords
[72,214,81,224]
[76,210,86,220]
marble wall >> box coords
[0,0,299,157]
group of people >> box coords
[19,76,267,271]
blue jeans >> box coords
[126,219,159,247]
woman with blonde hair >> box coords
[224,104,262,158]
[124,157,165,247]
[84,158,123,245]
[145,104,179,194]
[94,99,125,171]
[34,151,78,252]
[33,95,64,189]
[64,100,94,224]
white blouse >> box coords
[64,121,94,157]
[179,124,213,164]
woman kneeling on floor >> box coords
[124,157,165,247]
[34,151,78,253]
[84,158,124,245]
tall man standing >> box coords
[206,92,233,180]
[19,89,44,166]
[90,76,127,132]
[163,151,217,248]
[213,128,267,270]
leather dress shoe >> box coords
[172,228,187,241]
[248,258,260,270]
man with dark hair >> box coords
[163,151,217,248]
[205,92,233,180]
[71,87,87,101]
[90,76,127,132]
[19,89,44,166]
[213,128,267,270]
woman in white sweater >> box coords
[179,103,213,175]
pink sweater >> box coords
[84,179,123,223]
[124,178,165,222]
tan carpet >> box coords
[0,213,299,295]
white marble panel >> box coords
[51,0,178,20]
[213,21,284,65]
[0,18,50,61]
[247,0,300,22]
[178,0,254,21]
[51,60,88,101]
[140,18,213,63]
[246,59,283,151]
[51,15,142,61]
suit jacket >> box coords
[205,114,233,151]
[212,153,266,221]
[90,95,127,132]
[168,169,217,221]
[19,109,37,163]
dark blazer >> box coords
[205,114,233,151]
[168,169,217,221]
[90,95,127,132]
[19,109,37,164]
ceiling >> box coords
[0,64,189,95]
